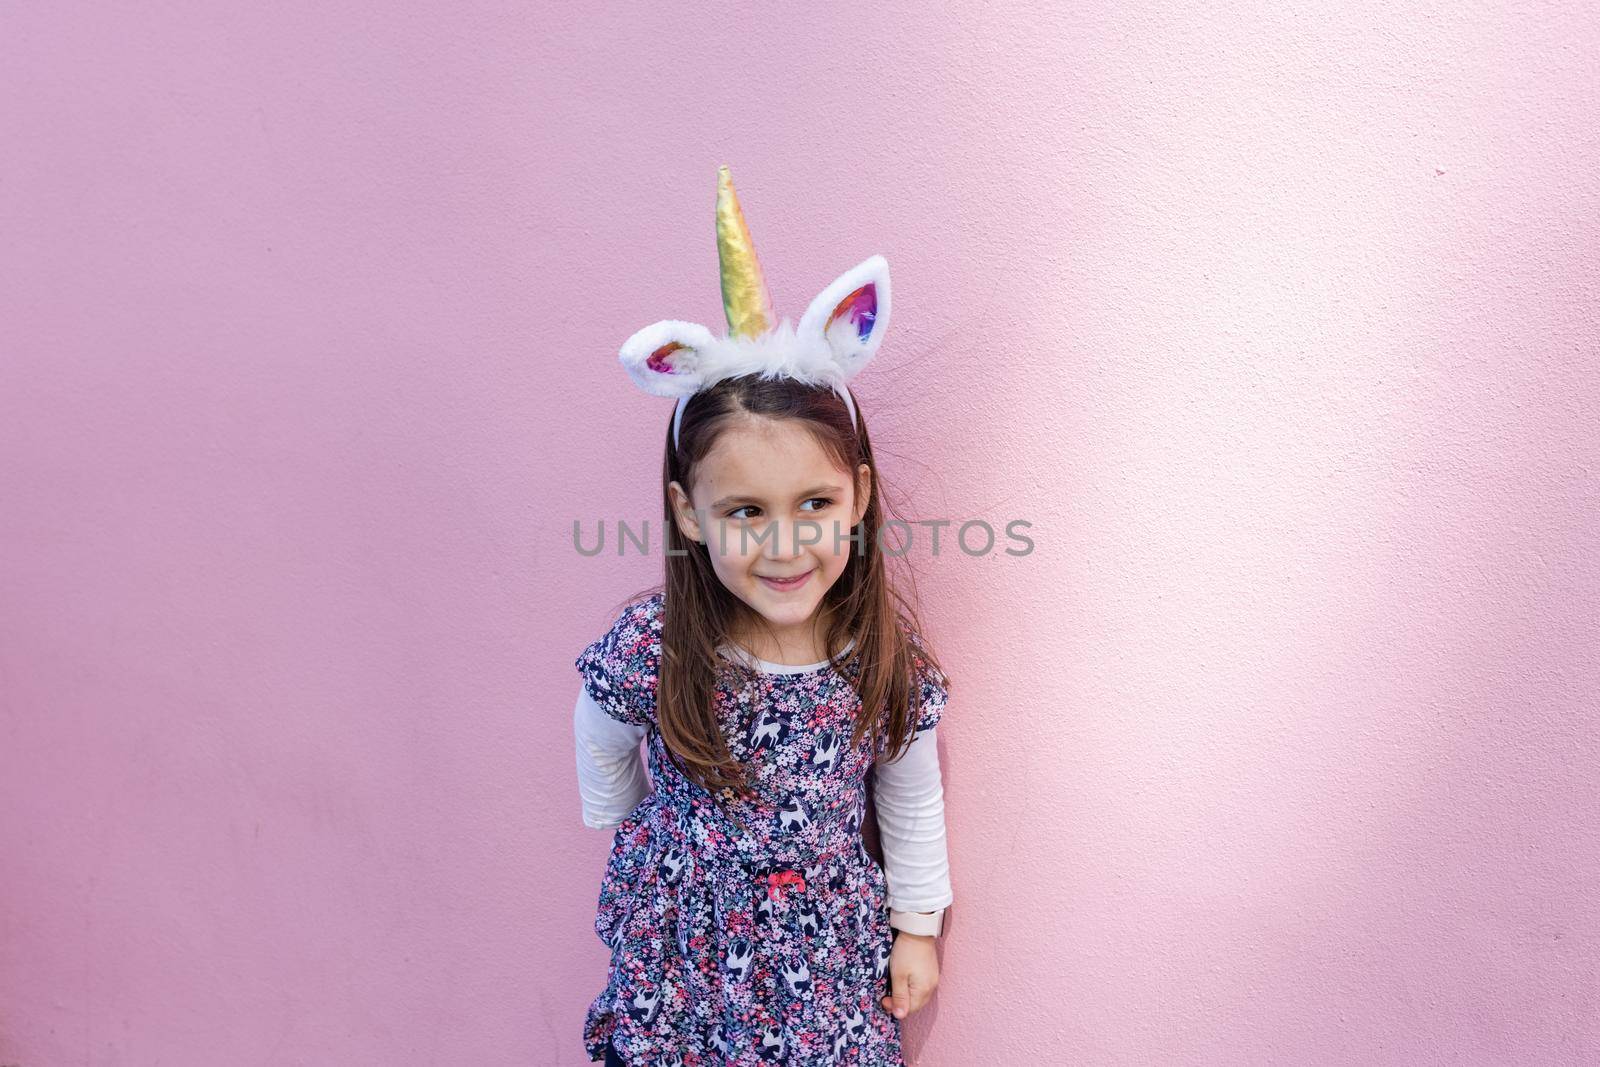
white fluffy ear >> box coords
[618,320,718,398]
[797,255,891,381]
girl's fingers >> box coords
[882,961,937,1017]
[891,972,914,1018]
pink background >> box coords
[3,2,1597,1064]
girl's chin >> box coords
[748,592,817,618]
[746,579,824,616]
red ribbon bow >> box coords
[765,870,806,902]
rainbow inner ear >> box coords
[647,342,688,374]
[827,284,877,341]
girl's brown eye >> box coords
[729,499,831,519]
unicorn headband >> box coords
[618,165,891,450]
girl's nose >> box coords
[759,519,807,560]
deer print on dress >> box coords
[811,727,844,775]
[755,1024,787,1062]
[779,955,813,999]
[844,795,863,837]
[837,1006,869,1055]
[709,1022,733,1058]
[659,847,686,886]
[748,705,787,752]
[724,937,754,984]
[625,980,667,1027]
[776,795,811,834]
[873,940,892,982]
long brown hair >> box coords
[617,373,946,800]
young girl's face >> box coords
[669,416,869,650]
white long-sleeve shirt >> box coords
[573,685,952,934]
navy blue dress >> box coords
[577,593,946,1065]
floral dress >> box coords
[576,592,946,1066]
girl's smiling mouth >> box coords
[757,569,814,592]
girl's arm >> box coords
[872,725,952,935]
[572,686,650,829]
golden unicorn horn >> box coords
[715,165,775,338]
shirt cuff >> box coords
[888,908,944,936]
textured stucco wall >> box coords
[2,2,1596,1064]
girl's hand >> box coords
[880,932,939,1019]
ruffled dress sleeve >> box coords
[908,627,949,734]
[573,592,664,729]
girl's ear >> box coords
[797,255,891,381]
[851,462,872,528]
[667,479,704,543]
[618,320,718,398]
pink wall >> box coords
[3,2,1596,1063]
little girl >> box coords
[572,166,953,1066]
